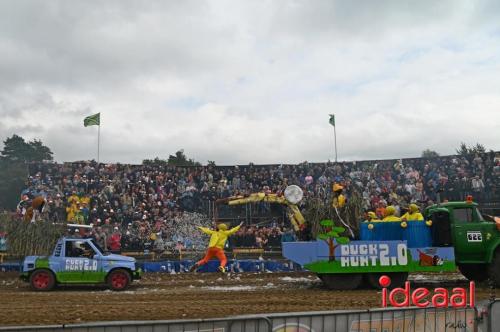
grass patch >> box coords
[304,250,456,274]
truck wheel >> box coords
[488,252,500,286]
[318,273,362,290]
[365,272,408,289]
[107,269,131,291]
[458,264,489,282]
[30,269,55,291]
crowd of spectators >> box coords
[231,226,296,250]
[19,151,500,252]
[0,231,6,252]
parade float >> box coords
[283,194,500,290]
[216,185,500,290]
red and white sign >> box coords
[379,275,475,308]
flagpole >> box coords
[329,114,338,162]
[97,123,100,164]
[333,124,337,163]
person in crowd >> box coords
[108,227,122,253]
[0,231,7,252]
[281,228,296,243]
[267,228,282,249]
[255,229,268,248]
[376,201,387,220]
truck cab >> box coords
[21,237,142,291]
[426,198,500,282]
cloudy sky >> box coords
[1,0,499,165]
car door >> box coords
[453,207,486,262]
[81,241,105,283]
[58,240,86,282]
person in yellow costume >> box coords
[332,183,346,208]
[79,195,91,206]
[66,193,80,222]
[366,211,379,222]
[190,221,243,273]
[67,192,80,206]
[383,206,401,222]
[401,203,424,221]
[66,204,76,222]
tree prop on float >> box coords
[317,219,350,261]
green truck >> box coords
[283,197,500,289]
[426,199,500,286]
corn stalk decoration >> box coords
[302,190,364,239]
[0,213,64,257]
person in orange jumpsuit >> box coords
[190,222,243,273]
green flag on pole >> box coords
[329,114,335,127]
[84,113,100,127]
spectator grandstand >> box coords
[18,151,500,253]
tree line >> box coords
[0,135,53,210]
[421,142,490,159]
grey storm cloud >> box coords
[0,0,499,164]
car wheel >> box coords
[107,269,131,291]
[30,269,55,291]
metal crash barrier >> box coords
[487,299,500,332]
[0,304,489,332]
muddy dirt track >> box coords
[0,272,493,326]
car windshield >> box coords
[91,239,109,255]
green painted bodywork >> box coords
[427,201,479,209]
[304,250,456,274]
[22,267,141,284]
[19,257,50,280]
[56,271,107,283]
[425,201,500,264]
[35,257,49,269]
[486,239,500,262]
